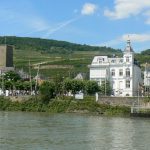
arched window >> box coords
[126,80,130,88]
[111,69,115,76]
[119,69,123,76]
[126,56,129,62]
[126,68,130,77]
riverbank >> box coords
[0,96,130,116]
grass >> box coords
[13,48,126,79]
[13,49,94,78]
[0,96,131,116]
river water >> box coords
[0,112,150,150]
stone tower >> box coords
[0,45,13,67]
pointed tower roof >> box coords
[124,36,134,52]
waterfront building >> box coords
[89,39,143,97]
[144,65,150,86]
[144,65,150,95]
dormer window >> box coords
[99,60,102,63]
[111,59,115,63]
[98,58,103,63]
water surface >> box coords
[0,112,150,150]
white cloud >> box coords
[99,33,150,48]
[42,17,80,38]
[81,3,97,15]
[144,10,150,24]
[122,34,150,42]
[104,0,150,20]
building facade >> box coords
[89,40,143,97]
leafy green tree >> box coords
[71,80,84,95]
[3,71,21,82]
[4,80,13,90]
[63,79,72,93]
[63,79,84,96]
[85,80,99,95]
[53,74,64,96]
[39,81,55,103]
[99,81,112,96]
[15,81,24,90]
[23,81,30,90]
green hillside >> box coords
[0,36,148,78]
[0,36,121,54]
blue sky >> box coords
[1,0,150,52]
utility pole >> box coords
[137,81,140,113]
[105,68,107,96]
[145,63,147,96]
[1,72,4,95]
[35,65,40,94]
[105,77,106,96]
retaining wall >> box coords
[97,96,146,106]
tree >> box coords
[71,79,84,95]
[53,74,64,96]
[39,81,55,103]
[63,79,84,96]
[99,81,112,96]
[63,78,72,94]
[23,81,30,91]
[15,81,24,90]
[4,80,13,90]
[85,80,99,95]
[3,71,21,82]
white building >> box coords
[89,39,143,97]
[144,66,150,87]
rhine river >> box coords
[0,112,150,150]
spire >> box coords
[124,35,134,52]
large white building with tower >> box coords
[89,39,143,97]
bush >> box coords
[39,81,55,103]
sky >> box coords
[1,0,150,52]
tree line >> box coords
[0,71,112,102]
[0,36,121,54]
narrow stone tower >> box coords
[0,45,13,67]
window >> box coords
[119,69,123,76]
[111,69,115,76]
[126,56,129,62]
[126,80,130,88]
[101,80,105,84]
[111,59,116,63]
[119,59,123,63]
[126,68,130,77]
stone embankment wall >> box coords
[97,96,145,107]
[8,96,31,102]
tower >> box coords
[123,37,134,64]
[0,45,13,67]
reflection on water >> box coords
[0,112,150,150]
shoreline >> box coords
[0,96,131,117]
